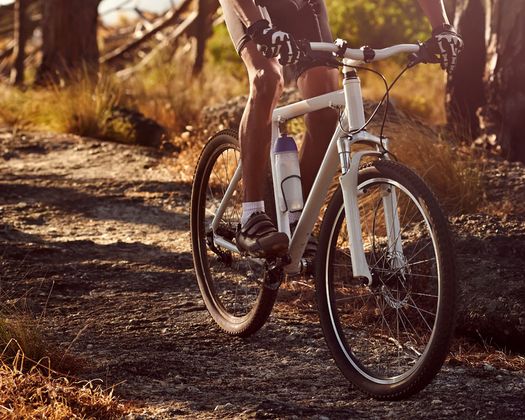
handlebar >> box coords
[301,39,440,67]
[309,42,419,61]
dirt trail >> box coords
[1,130,524,419]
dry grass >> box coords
[0,75,123,140]
[360,61,447,125]
[357,61,484,214]
[0,48,247,148]
[0,314,79,374]
[122,47,246,137]
[0,356,124,419]
[0,251,124,418]
[383,120,484,214]
[0,312,123,418]
[1,315,49,367]
[449,337,525,372]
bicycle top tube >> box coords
[309,41,420,62]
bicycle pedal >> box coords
[264,264,284,290]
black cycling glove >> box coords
[246,19,304,66]
[431,24,464,74]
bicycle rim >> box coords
[191,131,277,335]
[318,161,455,396]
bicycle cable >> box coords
[334,60,411,160]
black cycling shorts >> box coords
[219,0,338,80]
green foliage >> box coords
[207,0,433,71]
[326,0,431,48]
[207,24,246,79]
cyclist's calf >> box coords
[304,107,338,131]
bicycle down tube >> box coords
[270,70,375,280]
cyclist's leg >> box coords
[219,0,283,203]
[235,42,290,257]
[220,0,288,256]
[297,66,339,199]
[281,0,340,199]
[238,41,284,202]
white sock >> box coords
[241,201,265,226]
[289,211,301,225]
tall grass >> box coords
[122,47,247,138]
[0,268,121,418]
[0,48,246,146]
[385,119,484,214]
[360,61,447,124]
[0,74,122,139]
[0,315,49,366]
[0,304,79,374]
[0,357,124,419]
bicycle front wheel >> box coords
[190,129,278,337]
[316,160,456,399]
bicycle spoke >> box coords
[335,291,376,303]
[326,169,451,386]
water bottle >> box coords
[274,134,304,213]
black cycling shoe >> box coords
[236,212,289,258]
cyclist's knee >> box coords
[251,66,284,103]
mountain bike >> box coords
[190,38,456,399]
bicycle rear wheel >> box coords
[316,160,456,399]
[190,130,279,336]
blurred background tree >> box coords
[448,0,525,163]
[326,0,431,48]
[36,0,101,84]
[9,0,28,85]
[1,0,524,163]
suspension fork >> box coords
[381,183,405,270]
[380,138,405,270]
[339,67,405,282]
[338,143,379,284]
[339,66,375,283]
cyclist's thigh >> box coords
[280,0,336,83]
[297,66,339,99]
[218,0,250,54]
[218,1,281,82]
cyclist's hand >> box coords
[246,19,304,66]
[430,24,463,74]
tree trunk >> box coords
[446,0,486,138]
[447,0,525,162]
[479,0,525,162]
[10,0,29,85]
[36,0,100,84]
[192,0,217,75]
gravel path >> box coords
[1,130,524,419]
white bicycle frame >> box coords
[212,41,420,281]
